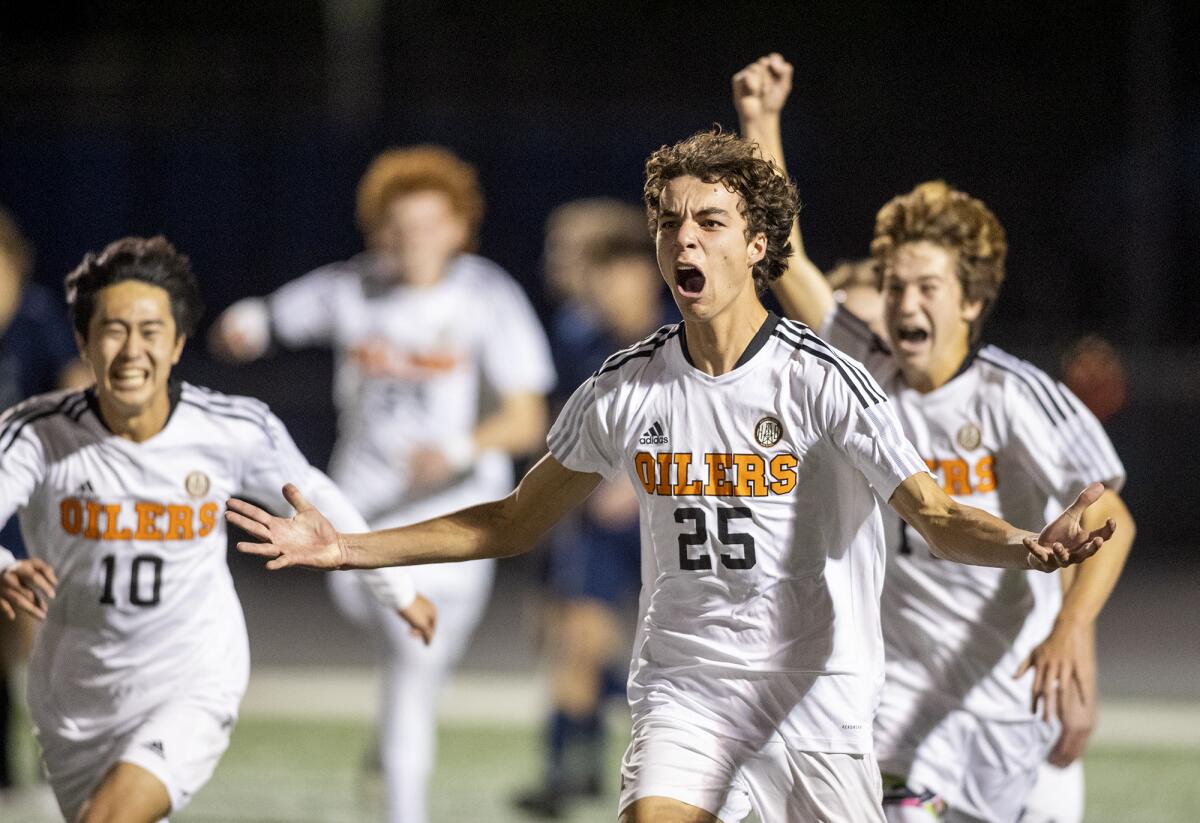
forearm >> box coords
[1056,494,1135,627]
[892,473,1035,569]
[737,111,832,328]
[918,500,1037,569]
[340,498,522,568]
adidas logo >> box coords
[77,480,95,495]
[144,740,165,758]
[638,421,669,446]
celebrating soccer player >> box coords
[230,129,1115,822]
[733,53,1135,823]
[0,237,435,823]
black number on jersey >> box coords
[99,554,164,607]
[675,506,757,570]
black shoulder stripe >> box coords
[775,322,886,406]
[179,399,275,441]
[0,393,88,455]
[977,353,1064,426]
[772,330,877,409]
[181,390,271,427]
[595,325,681,377]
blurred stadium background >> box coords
[2,2,1198,820]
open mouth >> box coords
[110,368,150,389]
[675,264,706,298]
[893,327,930,350]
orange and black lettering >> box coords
[198,502,219,537]
[134,502,165,541]
[732,454,768,497]
[975,455,996,493]
[101,503,133,541]
[60,498,83,534]
[672,453,703,495]
[165,504,195,540]
[768,454,799,495]
[703,453,735,497]
[634,452,656,494]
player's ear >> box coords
[74,330,87,356]
[961,297,984,323]
[747,232,767,266]
[171,334,187,365]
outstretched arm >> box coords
[732,53,833,328]
[889,473,1116,571]
[229,454,603,571]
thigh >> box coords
[617,719,751,823]
[744,746,884,823]
[115,696,237,815]
[78,761,171,823]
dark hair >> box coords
[65,236,204,339]
[643,129,797,294]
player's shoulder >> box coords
[448,253,519,288]
[177,382,278,439]
[771,317,889,409]
[0,388,91,451]
[591,322,683,387]
[973,345,1079,426]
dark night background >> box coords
[2,0,1197,557]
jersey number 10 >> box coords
[675,507,757,570]
[99,554,164,607]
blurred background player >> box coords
[0,236,433,823]
[825,257,888,343]
[0,206,91,798]
[211,145,556,823]
[515,200,675,818]
[735,54,1135,822]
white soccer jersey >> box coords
[0,381,396,746]
[822,305,1126,726]
[547,313,928,754]
[262,252,556,522]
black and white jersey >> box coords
[0,382,406,742]
[823,305,1126,724]
[548,313,928,754]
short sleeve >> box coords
[0,405,48,561]
[545,377,618,480]
[267,266,342,348]
[477,273,557,396]
[1005,371,1126,504]
[811,349,929,500]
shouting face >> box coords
[654,175,766,324]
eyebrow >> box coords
[658,207,732,219]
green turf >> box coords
[6,717,1199,821]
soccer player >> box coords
[210,145,556,823]
[230,129,1116,823]
[733,53,1135,822]
[0,236,435,823]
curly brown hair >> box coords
[356,146,485,251]
[643,129,797,295]
[870,181,1007,343]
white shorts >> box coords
[38,695,237,821]
[1021,760,1084,823]
[618,718,884,822]
[877,707,1055,823]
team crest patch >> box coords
[754,416,783,448]
[185,470,211,498]
[957,423,982,451]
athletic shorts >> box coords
[38,694,238,821]
[877,706,1055,823]
[1021,760,1084,823]
[618,717,884,822]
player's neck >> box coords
[682,299,769,377]
[901,338,971,393]
[95,390,173,443]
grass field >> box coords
[6,714,1199,822]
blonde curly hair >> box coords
[871,180,1007,343]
